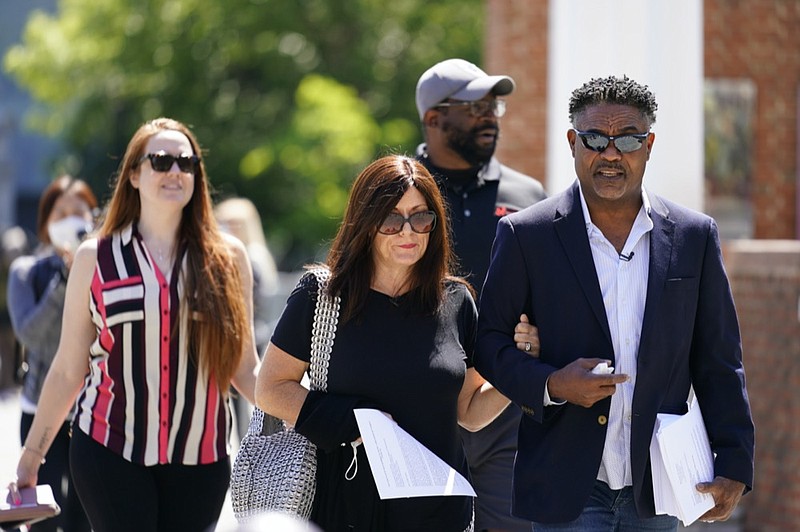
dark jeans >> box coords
[20,413,91,532]
[69,429,229,532]
[532,480,678,532]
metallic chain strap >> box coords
[308,267,340,392]
[230,267,340,523]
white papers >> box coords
[650,398,715,526]
[353,408,476,500]
[591,362,614,374]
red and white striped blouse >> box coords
[74,225,231,465]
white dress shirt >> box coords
[542,185,654,488]
[578,186,653,489]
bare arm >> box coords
[225,235,261,405]
[458,314,541,431]
[15,240,98,488]
[255,342,309,425]
[457,368,510,432]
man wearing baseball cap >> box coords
[416,58,546,532]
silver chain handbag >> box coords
[230,267,340,523]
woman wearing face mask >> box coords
[6,175,97,532]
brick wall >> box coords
[484,0,549,186]
[725,240,800,532]
[705,0,800,239]
[487,0,800,237]
[704,0,800,238]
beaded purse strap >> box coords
[307,267,340,392]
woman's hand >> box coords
[514,314,540,356]
[13,446,44,495]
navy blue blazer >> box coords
[475,182,754,523]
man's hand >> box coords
[697,476,745,522]
[546,358,628,407]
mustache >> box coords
[595,164,625,172]
[472,125,499,135]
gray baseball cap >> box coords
[415,58,515,120]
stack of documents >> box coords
[649,398,715,526]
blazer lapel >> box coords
[640,193,675,347]
[554,182,613,345]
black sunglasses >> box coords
[378,211,437,235]
[139,152,200,173]
[574,130,649,154]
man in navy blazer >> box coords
[476,76,754,531]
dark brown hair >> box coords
[36,175,98,245]
[326,155,465,322]
[98,117,248,393]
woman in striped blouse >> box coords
[12,118,261,531]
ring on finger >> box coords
[524,342,532,352]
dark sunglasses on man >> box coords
[574,130,649,154]
[138,152,201,173]
[434,99,506,118]
[378,211,437,235]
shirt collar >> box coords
[416,143,501,183]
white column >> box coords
[547,0,704,212]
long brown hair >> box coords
[36,175,98,245]
[326,155,463,322]
[98,118,248,393]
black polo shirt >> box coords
[417,144,547,298]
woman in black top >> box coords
[256,155,538,531]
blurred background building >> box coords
[0,0,59,237]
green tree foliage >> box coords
[4,0,483,266]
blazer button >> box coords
[597,415,608,425]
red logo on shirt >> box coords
[494,205,518,217]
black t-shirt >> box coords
[271,272,477,531]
